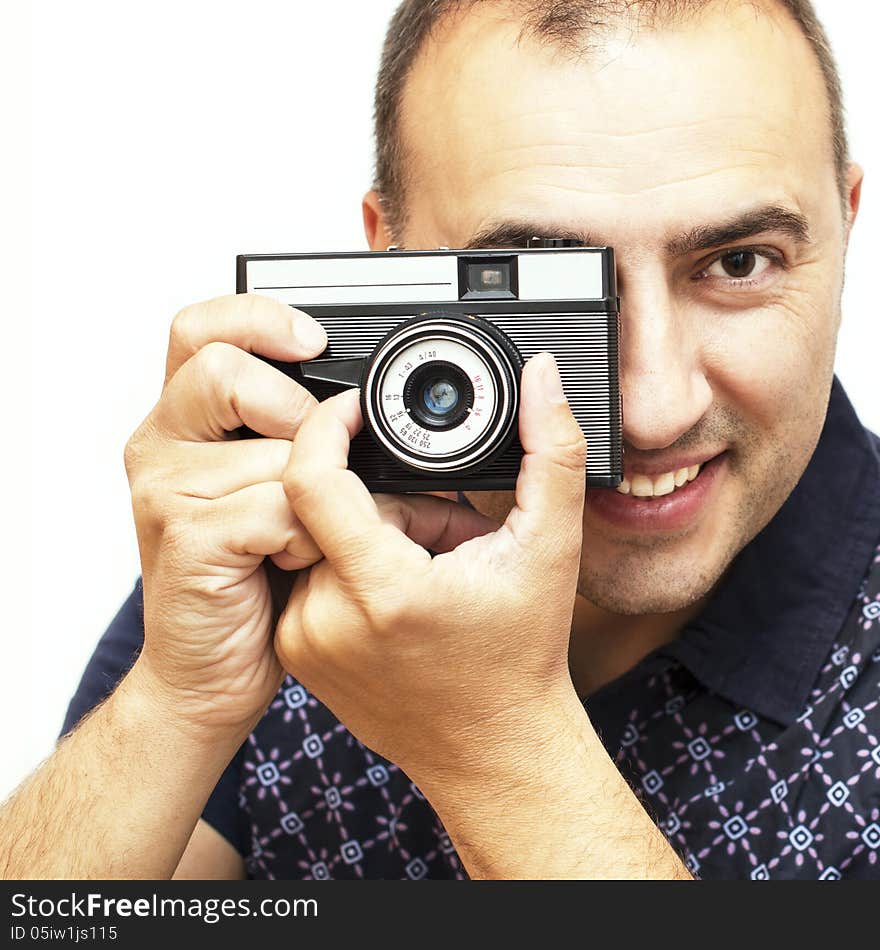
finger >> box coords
[190,481,322,566]
[275,560,362,676]
[501,353,587,567]
[419,491,459,502]
[283,389,414,577]
[165,294,327,385]
[270,548,321,571]
[275,567,309,646]
[150,438,293,499]
[274,568,316,675]
[151,341,317,442]
[276,454,471,572]
[375,494,498,553]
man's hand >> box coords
[123,293,328,741]
[0,293,336,880]
[275,353,691,879]
[275,352,585,780]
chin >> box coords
[575,549,729,616]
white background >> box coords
[1,1,877,803]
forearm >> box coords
[417,689,692,880]
[0,662,243,879]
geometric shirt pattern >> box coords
[60,376,880,880]
[241,539,880,880]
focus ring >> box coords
[361,312,523,475]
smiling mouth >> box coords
[585,451,729,533]
[614,453,727,499]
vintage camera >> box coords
[236,242,622,491]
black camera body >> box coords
[236,244,623,491]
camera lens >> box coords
[403,360,474,431]
[362,314,522,474]
[424,379,457,414]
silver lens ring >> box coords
[362,316,521,473]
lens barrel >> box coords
[361,314,522,474]
[403,360,474,431]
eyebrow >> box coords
[463,205,812,256]
[665,205,812,257]
[464,223,594,250]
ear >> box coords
[362,190,395,250]
[843,162,864,250]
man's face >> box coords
[366,2,859,614]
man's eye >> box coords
[704,250,774,281]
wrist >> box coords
[0,655,248,879]
[408,680,592,805]
[121,657,252,764]
[409,686,689,879]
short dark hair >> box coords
[372,0,848,240]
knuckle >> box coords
[190,342,244,415]
[361,597,397,634]
[284,526,321,565]
[232,293,285,343]
[193,339,240,380]
[123,417,161,479]
[276,576,325,664]
[274,619,306,672]
[169,302,206,354]
[283,459,322,509]
[299,595,326,652]
[238,291,273,320]
[289,380,319,416]
[280,385,318,436]
[358,585,413,635]
[129,475,173,535]
[272,621,294,666]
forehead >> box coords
[399,2,835,240]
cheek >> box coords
[697,294,837,497]
[701,243,844,408]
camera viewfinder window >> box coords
[468,263,510,294]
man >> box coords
[2,0,878,879]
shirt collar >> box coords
[665,376,880,727]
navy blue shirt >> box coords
[63,377,880,879]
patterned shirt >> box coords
[64,377,880,879]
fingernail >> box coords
[295,313,327,352]
[538,353,567,404]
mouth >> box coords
[586,451,729,533]
[616,461,707,499]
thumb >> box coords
[502,352,587,569]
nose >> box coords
[617,271,712,451]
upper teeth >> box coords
[616,464,702,497]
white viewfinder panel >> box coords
[241,251,607,306]
[244,256,458,306]
[517,252,603,300]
